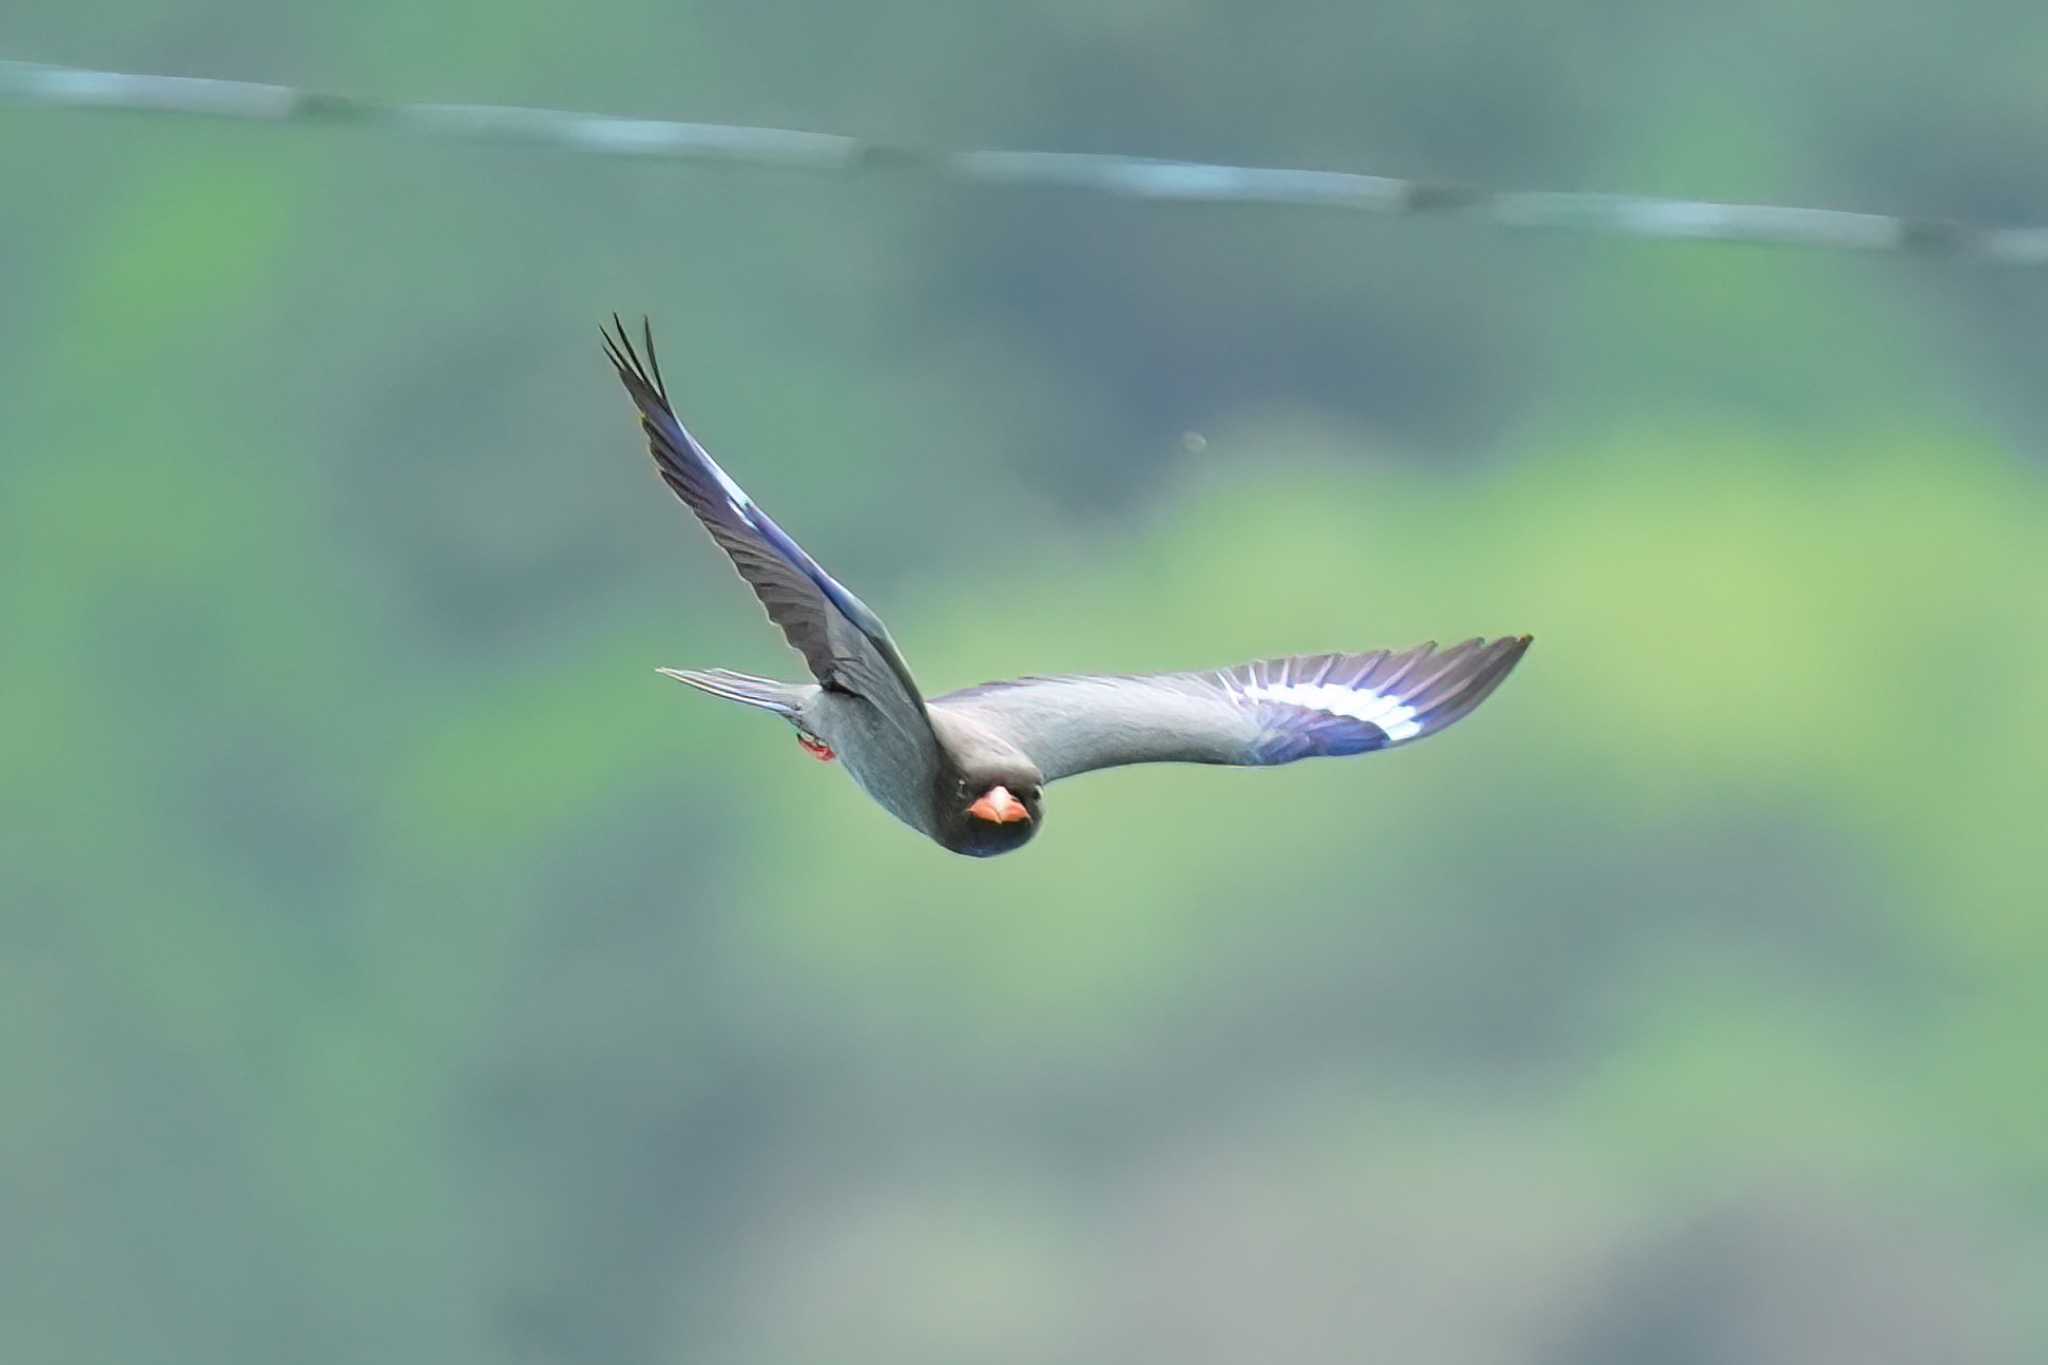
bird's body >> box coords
[605,317,1529,858]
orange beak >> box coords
[967,785,1031,824]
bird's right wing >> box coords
[930,637,1530,782]
[604,318,930,735]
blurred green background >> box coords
[5,5,2047,1362]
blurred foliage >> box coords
[4,3,2047,1363]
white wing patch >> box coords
[1240,679,1424,742]
[705,458,753,514]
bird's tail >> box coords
[656,667,812,718]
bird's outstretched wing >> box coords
[604,317,930,728]
[930,636,1531,782]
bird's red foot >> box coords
[797,733,836,762]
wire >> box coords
[6,56,2046,265]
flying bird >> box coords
[604,317,1530,858]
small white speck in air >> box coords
[1181,431,1207,454]
[1244,680,1424,743]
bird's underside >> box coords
[604,315,1531,856]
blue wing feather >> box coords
[605,316,924,706]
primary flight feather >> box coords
[604,316,1530,858]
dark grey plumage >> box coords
[605,317,1530,858]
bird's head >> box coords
[925,712,1046,857]
[942,763,1044,858]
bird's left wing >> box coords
[603,317,930,738]
[930,637,1530,782]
